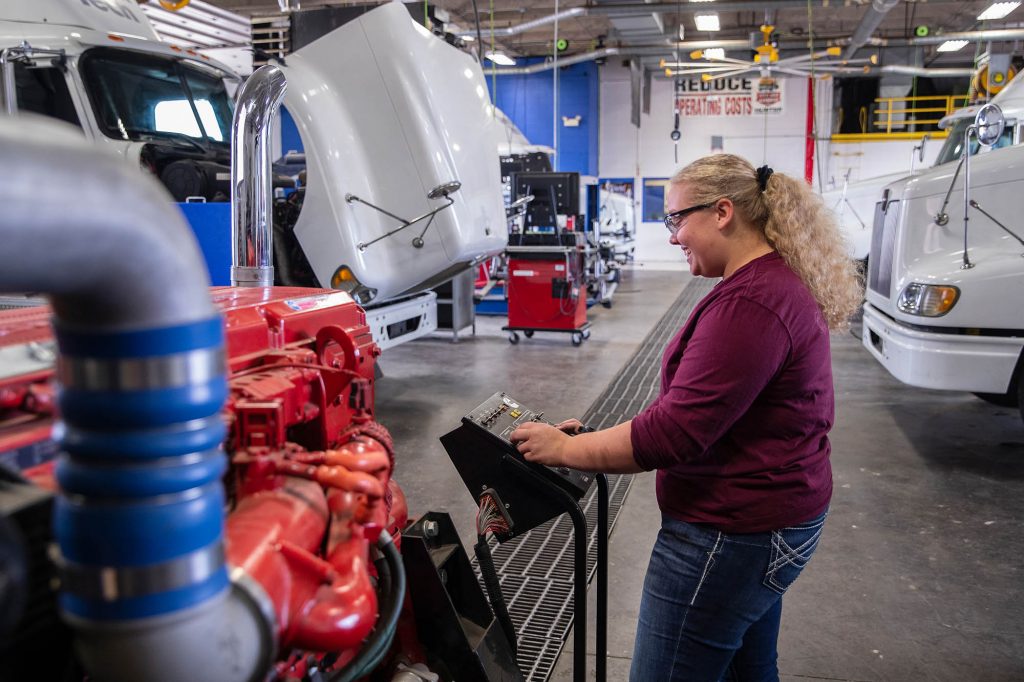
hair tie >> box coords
[756,165,774,192]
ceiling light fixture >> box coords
[936,40,969,52]
[694,13,720,32]
[978,2,1021,20]
[485,51,516,66]
[702,48,725,59]
[462,34,475,42]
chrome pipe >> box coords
[962,123,975,270]
[843,0,900,60]
[1,50,15,115]
[231,64,287,288]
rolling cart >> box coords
[503,244,591,346]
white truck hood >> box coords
[866,143,1024,329]
[282,3,507,302]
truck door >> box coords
[10,63,83,130]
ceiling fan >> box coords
[662,25,878,81]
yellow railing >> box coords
[832,94,970,142]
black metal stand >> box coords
[596,473,608,682]
[501,456,609,682]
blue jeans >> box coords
[629,511,827,682]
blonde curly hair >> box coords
[671,154,862,330]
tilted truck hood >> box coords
[282,2,507,302]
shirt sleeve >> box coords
[630,296,792,471]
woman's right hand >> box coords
[554,418,584,435]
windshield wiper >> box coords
[122,127,207,153]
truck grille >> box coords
[868,199,899,298]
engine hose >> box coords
[330,531,405,682]
[474,536,517,657]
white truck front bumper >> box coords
[861,303,1023,394]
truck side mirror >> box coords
[975,103,1005,148]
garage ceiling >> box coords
[199,0,1023,66]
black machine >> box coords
[440,392,609,682]
[441,391,593,540]
[511,171,581,237]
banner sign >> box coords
[676,76,785,117]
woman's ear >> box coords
[714,197,735,230]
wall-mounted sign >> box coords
[675,76,785,117]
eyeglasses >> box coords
[663,202,714,233]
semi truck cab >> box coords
[861,103,1024,420]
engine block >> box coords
[0,287,410,680]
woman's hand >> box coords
[510,421,573,467]
[554,418,584,435]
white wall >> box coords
[818,138,942,191]
[599,62,816,269]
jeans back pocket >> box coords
[762,515,826,595]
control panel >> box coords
[441,392,594,541]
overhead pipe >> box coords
[0,116,274,682]
[488,43,751,75]
[463,7,584,38]
[873,27,1024,47]
[843,0,900,60]
[461,0,965,38]
[879,65,974,77]
[231,63,287,288]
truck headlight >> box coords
[330,265,377,304]
[896,283,959,317]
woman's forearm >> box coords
[565,420,643,474]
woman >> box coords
[509,154,861,681]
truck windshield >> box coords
[80,48,233,145]
[934,117,1016,166]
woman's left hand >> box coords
[510,421,572,467]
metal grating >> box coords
[474,276,717,682]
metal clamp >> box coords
[57,542,225,602]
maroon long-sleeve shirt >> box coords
[630,252,833,533]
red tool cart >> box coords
[503,244,591,346]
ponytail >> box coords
[671,154,862,330]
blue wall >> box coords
[487,60,599,176]
[280,107,303,154]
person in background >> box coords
[510,153,862,681]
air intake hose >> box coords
[0,115,273,682]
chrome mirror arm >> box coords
[959,103,1006,269]
[935,154,965,227]
[962,122,975,269]
[968,199,1024,251]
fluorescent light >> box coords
[703,48,725,59]
[936,40,969,52]
[694,13,720,32]
[462,35,475,42]
[485,51,516,66]
[688,0,716,3]
[978,2,1020,20]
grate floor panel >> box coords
[473,277,716,681]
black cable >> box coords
[330,531,405,682]
[469,0,484,62]
[474,535,517,657]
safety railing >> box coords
[832,94,970,142]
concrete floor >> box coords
[374,267,1024,682]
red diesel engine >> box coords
[0,287,412,681]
